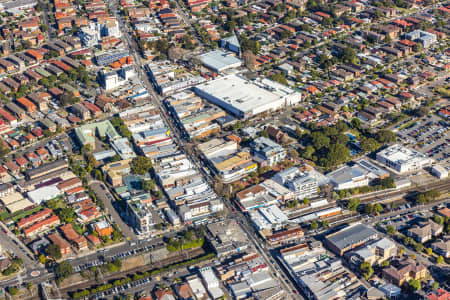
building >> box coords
[407,220,443,243]
[60,224,88,251]
[427,289,450,300]
[327,159,389,190]
[23,215,60,237]
[249,205,289,231]
[24,159,68,180]
[220,34,240,54]
[431,165,448,179]
[296,257,363,300]
[193,73,301,119]
[199,267,224,299]
[250,137,286,166]
[47,232,72,256]
[348,238,396,266]
[74,120,120,150]
[126,198,153,235]
[207,220,249,257]
[431,237,450,258]
[376,144,433,174]
[272,167,318,200]
[325,224,379,256]
[405,30,437,48]
[197,50,242,73]
[17,208,53,229]
[27,185,62,204]
[266,227,303,246]
[93,220,113,237]
[382,257,428,286]
[102,159,132,186]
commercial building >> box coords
[102,159,132,186]
[376,144,433,174]
[296,257,363,300]
[199,267,224,299]
[197,138,238,160]
[249,205,289,231]
[327,159,389,190]
[347,238,396,266]
[272,167,318,200]
[193,73,301,119]
[27,185,62,204]
[166,92,225,140]
[250,137,286,166]
[325,224,379,256]
[147,61,206,95]
[197,50,242,73]
[111,137,136,159]
[211,150,258,183]
[207,220,249,257]
[431,165,448,179]
[74,120,120,150]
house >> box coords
[427,289,450,300]
[154,288,175,300]
[266,126,288,144]
[431,237,450,258]
[175,283,195,300]
[407,220,443,243]
[93,220,113,237]
[382,257,428,286]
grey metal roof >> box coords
[326,224,378,251]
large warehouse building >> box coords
[325,224,379,256]
[193,74,302,119]
[376,144,433,174]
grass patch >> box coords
[12,206,43,222]
[398,120,417,130]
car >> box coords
[3,230,6,234]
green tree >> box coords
[414,243,424,253]
[433,215,443,225]
[270,73,287,85]
[347,198,360,211]
[310,221,319,229]
[303,198,310,205]
[380,260,390,267]
[46,244,62,260]
[350,118,361,129]
[360,262,374,280]
[386,225,396,235]
[360,138,380,153]
[55,260,74,280]
[408,279,421,291]
[437,255,444,264]
[322,220,329,228]
[302,146,315,160]
[58,207,75,223]
[7,286,19,296]
[142,179,155,192]
[426,248,433,256]
[131,156,153,175]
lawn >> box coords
[12,206,43,222]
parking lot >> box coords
[397,115,449,167]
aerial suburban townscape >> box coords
[0,0,448,298]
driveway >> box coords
[90,181,137,240]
